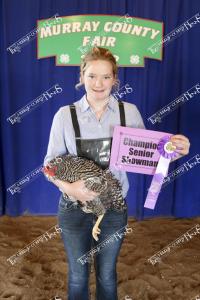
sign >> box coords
[109,126,173,175]
[37,14,163,67]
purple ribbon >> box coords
[157,136,177,159]
[144,136,177,210]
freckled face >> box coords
[81,60,116,102]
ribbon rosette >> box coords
[157,136,177,159]
[144,136,177,210]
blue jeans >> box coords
[58,194,128,300]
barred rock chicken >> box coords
[43,154,126,241]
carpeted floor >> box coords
[0,216,200,300]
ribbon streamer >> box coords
[144,136,177,209]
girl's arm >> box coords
[49,177,98,203]
[44,109,98,202]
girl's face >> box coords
[81,60,116,102]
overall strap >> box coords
[118,101,126,126]
[69,104,82,156]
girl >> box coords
[44,47,190,300]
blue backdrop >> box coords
[0,0,199,219]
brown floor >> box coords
[0,215,200,300]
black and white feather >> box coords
[43,154,126,216]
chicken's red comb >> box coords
[42,165,58,177]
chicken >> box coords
[43,154,126,241]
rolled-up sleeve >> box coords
[43,109,68,166]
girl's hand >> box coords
[65,179,99,204]
[170,134,190,160]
